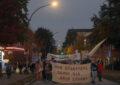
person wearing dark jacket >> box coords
[6,61,12,79]
[91,59,97,84]
[42,60,46,80]
[45,61,52,81]
[18,62,23,74]
[82,56,91,64]
[30,63,35,74]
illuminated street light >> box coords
[51,1,58,7]
[25,1,58,73]
[28,1,58,25]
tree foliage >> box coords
[0,0,29,45]
[27,28,36,43]
[35,27,55,56]
[63,33,90,54]
[63,29,77,48]
[90,0,120,50]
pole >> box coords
[24,49,29,74]
[25,3,51,74]
[28,4,50,25]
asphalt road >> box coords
[31,79,119,85]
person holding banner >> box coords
[82,56,91,64]
[35,60,43,80]
[45,61,52,81]
[91,59,97,84]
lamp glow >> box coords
[51,1,58,7]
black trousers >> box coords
[42,70,46,80]
[7,72,11,79]
[46,73,52,81]
[97,72,102,81]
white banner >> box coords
[52,63,91,83]
[47,52,81,61]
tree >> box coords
[27,28,36,43]
[67,44,74,54]
[64,33,91,54]
[35,27,55,57]
[63,29,77,48]
[73,33,91,51]
[90,0,120,50]
[0,0,29,45]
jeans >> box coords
[91,71,97,82]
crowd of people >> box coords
[33,57,103,83]
[52,57,103,84]
[35,60,52,81]
[0,57,103,84]
[0,59,52,81]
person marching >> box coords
[97,60,103,82]
[45,60,52,81]
[6,61,12,79]
[91,59,97,84]
[35,60,43,81]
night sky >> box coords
[28,0,105,45]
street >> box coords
[1,1,120,85]
[0,73,30,85]
[31,79,119,85]
[0,72,119,85]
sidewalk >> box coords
[32,78,119,85]
[0,73,31,85]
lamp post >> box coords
[49,32,59,53]
[28,1,58,25]
[84,38,86,50]
[25,1,58,73]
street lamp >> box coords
[51,1,58,7]
[28,1,58,25]
[25,1,58,73]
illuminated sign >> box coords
[4,59,9,63]
[0,46,24,51]
[6,47,24,50]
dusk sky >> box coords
[28,0,105,45]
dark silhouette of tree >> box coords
[63,29,77,48]
[35,27,55,57]
[90,0,120,50]
[0,0,29,45]
[27,28,36,43]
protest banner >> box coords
[52,63,91,83]
[47,53,81,61]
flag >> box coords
[88,39,106,57]
[108,49,111,57]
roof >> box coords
[69,29,93,32]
